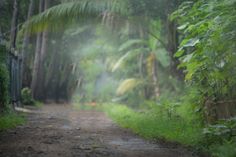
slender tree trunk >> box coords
[40,0,50,61]
[21,0,34,88]
[165,0,183,79]
[31,0,44,98]
[167,19,183,79]
[37,0,50,100]
[151,54,160,98]
[10,0,18,49]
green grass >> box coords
[0,113,25,131]
[102,103,203,146]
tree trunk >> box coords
[167,19,183,79]
[151,54,160,98]
[10,0,18,49]
[21,0,34,88]
[40,0,50,61]
[36,0,50,100]
[162,0,183,80]
[31,0,44,98]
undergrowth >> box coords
[103,103,203,146]
[0,113,25,131]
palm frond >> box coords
[25,0,129,33]
[111,47,149,72]
[116,78,141,95]
[111,51,130,72]
[118,39,147,52]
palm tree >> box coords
[26,0,129,33]
[21,0,34,88]
[31,0,44,98]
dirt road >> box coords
[0,104,196,157]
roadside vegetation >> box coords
[0,113,25,131]
[103,103,203,146]
[74,102,236,157]
[104,103,236,157]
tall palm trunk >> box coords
[31,0,44,98]
[40,0,49,60]
[37,0,50,100]
[10,0,18,49]
[21,0,34,88]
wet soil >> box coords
[0,104,197,157]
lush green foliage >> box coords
[172,0,236,101]
[171,1,236,155]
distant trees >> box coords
[3,0,235,116]
[25,0,186,102]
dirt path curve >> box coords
[0,104,196,157]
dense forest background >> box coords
[0,0,236,156]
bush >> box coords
[21,88,35,105]
[203,117,236,146]
[210,141,236,157]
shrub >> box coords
[203,117,236,146]
[210,141,236,157]
[21,88,35,105]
